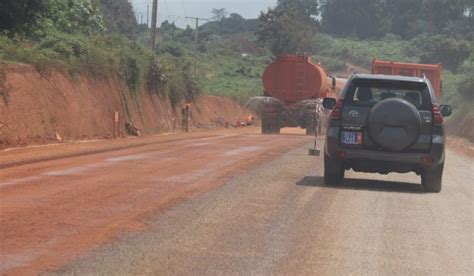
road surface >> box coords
[0,128,473,275]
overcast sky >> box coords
[130,0,277,28]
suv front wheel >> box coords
[324,154,345,185]
[421,162,444,193]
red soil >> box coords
[0,64,248,149]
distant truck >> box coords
[261,55,336,134]
[372,59,443,100]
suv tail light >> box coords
[330,99,344,119]
[432,105,444,125]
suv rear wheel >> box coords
[421,162,444,193]
[324,154,345,185]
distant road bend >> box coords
[0,128,472,275]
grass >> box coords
[194,36,271,103]
[1,28,471,122]
[0,32,199,108]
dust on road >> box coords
[0,128,311,274]
[1,128,472,275]
[58,144,473,275]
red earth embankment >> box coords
[446,115,474,157]
[0,64,247,149]
[447,115,474,143]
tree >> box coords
[0,0,49,36]
[42,0,106,35]
[413,35,472,72]
[277,0,320,23]
[321,0,471,39]
[257,0,320,56]
[212,8,228,21]
[386,0,424,39]
[420,0,466,33]
[321,0,390,39]
[0,0,106,37]
[97,0,137,37]
[458,73,474,101]
[200,13,258,35]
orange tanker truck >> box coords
[372,59,443,100]
[261,55,336,135]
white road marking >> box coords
[106,154,148,163]
[44,166,90,176]
[0,176,42,188]
[224,146,262,156]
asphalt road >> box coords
[60,135,472,275]
[1,129,473,275]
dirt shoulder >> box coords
[2,130,472,170]
[447,135,474,158]
[0,128,310,275]
[0,127,256,169]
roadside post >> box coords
[113,111,120,139]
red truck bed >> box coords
[372,59,442,100]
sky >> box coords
[130,0,278,28]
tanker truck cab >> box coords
[322,74,453,193]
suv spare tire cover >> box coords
[367,98,422,151]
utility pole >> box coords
[185,16,209,74]
[150,0,158,50]
[147,4,150,26]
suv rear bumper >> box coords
[325,127,445,174]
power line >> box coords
[185,16,210,74]
[162,0,170,14]
[181,0,187,18]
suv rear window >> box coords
[345,80,432,110]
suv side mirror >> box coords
[440,105,453,117]
[323,98,337,109]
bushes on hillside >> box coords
[0,0,202,107]
[39,0,106,36]
[413,35,471,72]
[0,0,49,36]
[97,0,137,38]
[321,0,471,40]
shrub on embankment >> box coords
[0,0,200,108]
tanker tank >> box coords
[259,54,336,135]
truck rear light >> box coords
[330,99,344,119]
[421,156,435,166]
[432,105,444,125]
[336,150,347,159]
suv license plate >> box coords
[342,131,363,145]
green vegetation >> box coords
[0,0,472,122]
[0,0,199,107]
[257,0,320,56]
[254,0,473,126]
[321,0,473,40]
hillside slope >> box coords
[0,65,247,149]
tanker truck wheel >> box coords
[262,117,280,134]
